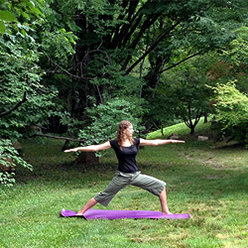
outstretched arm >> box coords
[64,141,111,153]
[140,138,185,146]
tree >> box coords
[0,0,76,186]
[209,81,248,144]
[214,26,248,93]
[0,0,44,186]
[43,0,248,132]
[153,56,214,134]
[2,0,248,184]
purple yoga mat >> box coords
[60,208,190,220]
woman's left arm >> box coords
[139,138,185,146]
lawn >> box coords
[1,126,248,248]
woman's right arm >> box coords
[64,141,111,153]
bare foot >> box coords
[162,211,173,215]
[76,212,84,216]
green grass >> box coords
[1,131,248,248]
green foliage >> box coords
[0,0,43,35]
[41,29,77,61]
[0,10,16,34]
[0,139,32,187]
[131,0,248,130]
[77,0,126,36]
[2,0,248,186]
[0,0,78,186]
[41,0,248,136]
[225,26,248,66]
[0,28,58,139]
[78,97,145,148]
[0,0,78,139]
[154,56,213,133]
[0,9,15,35]
[74,63,147,147]
[210,81,248,144]
[213,26,248,93]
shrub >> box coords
[210,81,248,144]
[0,139,32,187]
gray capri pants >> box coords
[94,171,166,207]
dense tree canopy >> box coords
[1,0,248,185]
[42,0,248,128]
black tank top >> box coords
[110,138,140,173]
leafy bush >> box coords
[0,139,32,187]
[210,81,248,144]
[0,1,77,186]
[78,97,145,148]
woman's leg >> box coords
[76,198,98,215]
[77,172,129,215]
[131,173,172,214]
[159,187,172,215]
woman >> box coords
[64,120,185,215]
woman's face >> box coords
[124,124,134,138]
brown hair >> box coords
[116,120,134,147]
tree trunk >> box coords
[76,152,99,165]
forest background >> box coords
[1,0,248,186]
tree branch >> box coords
[159,52,201,74]
[124,21,181,74]
[33,133,85,142]
[110,0,139,48]
[0,92,28,118]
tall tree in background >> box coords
[151,55,214,135]
[42,0,248,133]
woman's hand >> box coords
[170,140,185,144]
[140,138,185,146]
[64,148,78,153]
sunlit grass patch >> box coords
[147,117,211,139]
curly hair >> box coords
[116,120,134,147]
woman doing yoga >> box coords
[64,120,185,215]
